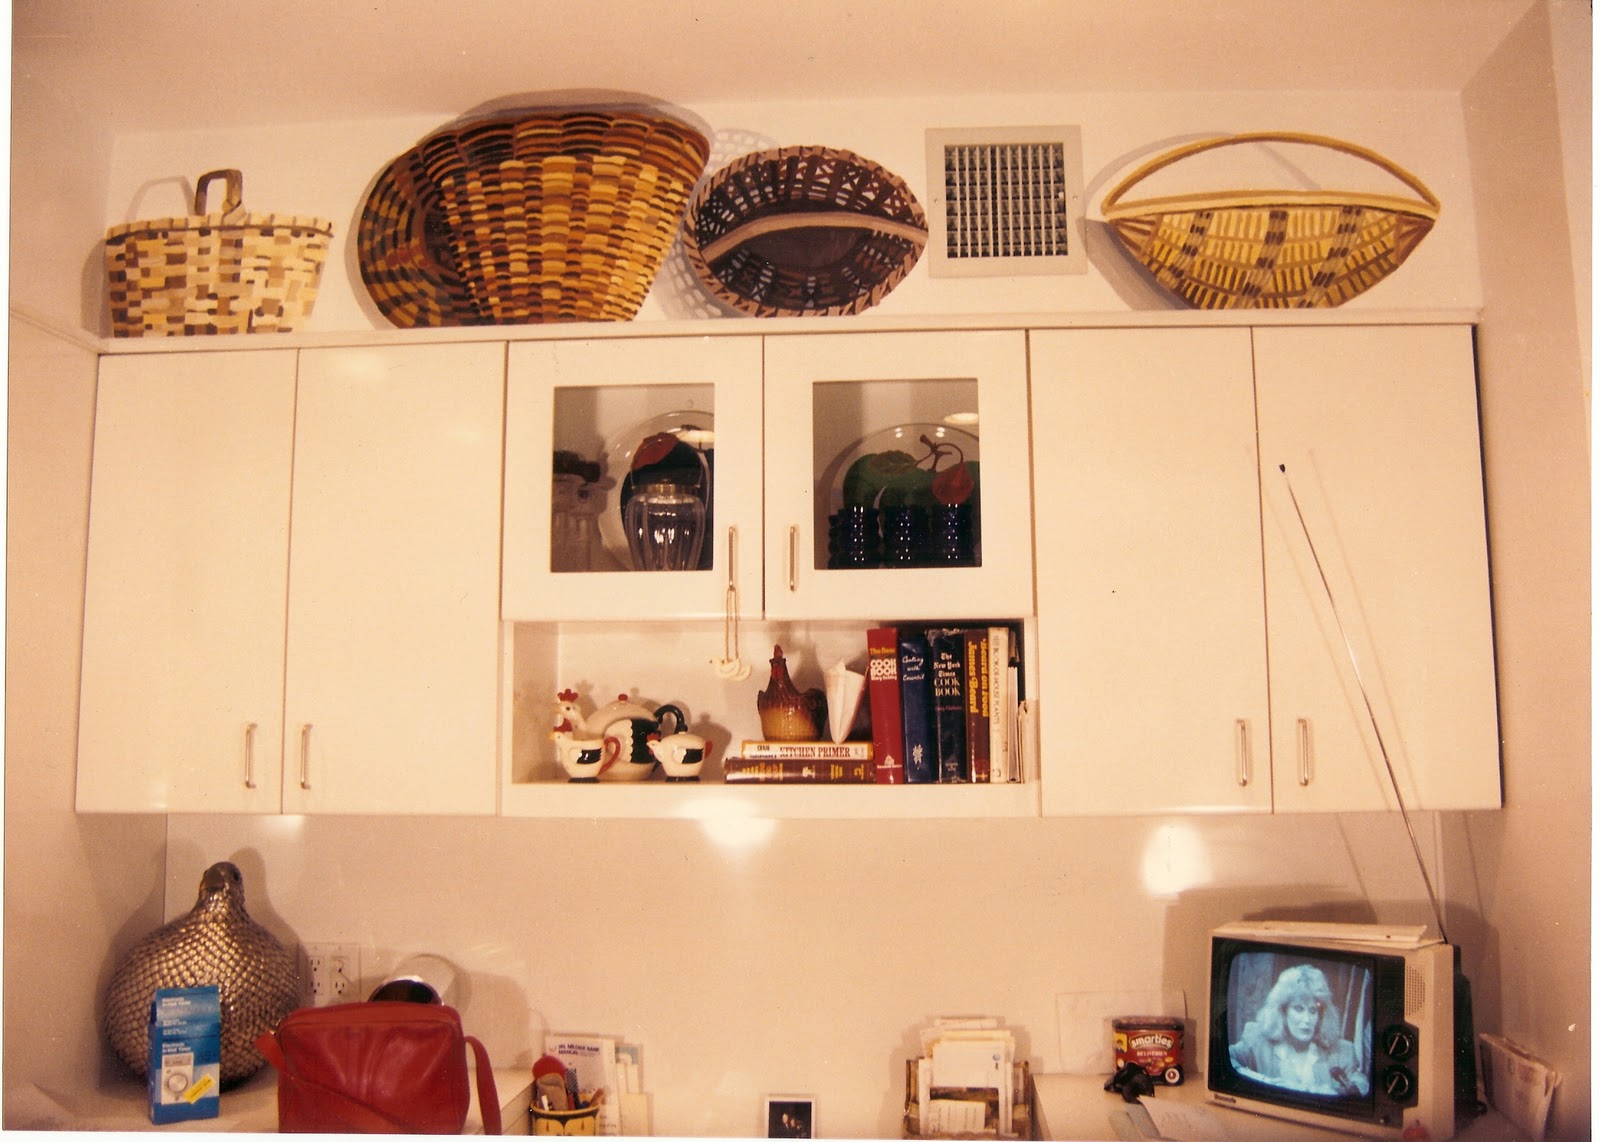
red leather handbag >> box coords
[254,1002,501,1134]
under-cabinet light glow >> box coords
[673,795,778,851]
[1140,822,1213,898]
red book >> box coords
[866,626,907,784]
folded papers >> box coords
[907,1016,1029,1138]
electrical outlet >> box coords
[304,943,361,1006]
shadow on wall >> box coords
[93,847,168,1088]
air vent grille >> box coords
[943,142,1069,258]
[926,126,1086,277]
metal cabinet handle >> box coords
[1297,717,1314,786]
[299,724,313,790]
[787,525,799,592]
[724,527,740,659]
[1235,719,1252,786]
[243,722,259,790]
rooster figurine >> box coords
[756,644,828,741]
[553,687,585,735]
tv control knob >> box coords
[1381,1066,1417,1101]
[1380,1024,1418,1059]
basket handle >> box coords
[698,212,928,263]
[193,169,244,216]
[1101,132,1439,213]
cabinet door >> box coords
[77,351,295,813]
[1255,325,1500,811]
[1033,328,1273,816]
[502,336,763,621]
[281,344,504,815]
[762,331,1033,621]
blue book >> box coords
[897,630,936,783]
[927,627,970,782]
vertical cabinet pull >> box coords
[299,724,314,790]
[1235,719,1252,786]
[787,525,799,592]
[1297,717,1314,785]
[243,722,259,789]
[711,527,752,681]
[724,527,740,657]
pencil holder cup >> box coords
[530,1104,600,1135]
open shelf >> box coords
[499,619,1040,819]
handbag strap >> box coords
[466,1035,502,1136]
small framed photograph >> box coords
[765,1095,815,1138]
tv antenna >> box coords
[1277,463,1450,945]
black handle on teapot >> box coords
[653,704,688,735]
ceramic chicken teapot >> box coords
[555,690,688,781]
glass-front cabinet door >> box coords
[503,336,764,621]
[761,331,1034,621]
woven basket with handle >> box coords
[1100,132,1439,309]
[104,170,332,337]
[682,145,928,318]
[358,108,709,326]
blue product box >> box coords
[147,986,221,1124]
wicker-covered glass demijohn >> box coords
[103,862,299,1085]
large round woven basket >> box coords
[358,108,710,326]
[682,146,928,317]
[1100,132,1439,309]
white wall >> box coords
[161,811,1458,1138]
[3,318,170,1108]
[4,61,175,1118]
[1460,4,1593,1138]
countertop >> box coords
[8,1063,533,1133]
[1033,1074,1535,1142]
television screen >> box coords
[1222,950,1374,1104]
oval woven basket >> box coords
[682,146,928,318]
[1100,132,1440,309]
[105,169,332,337]
[358,108,710,326]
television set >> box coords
[1207,920,1479,1141]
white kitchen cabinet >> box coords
[280,344,504,815]
[502,336,764,621]
[77,351,297,813]
[503,330,1034,624]
[762,331,1034,621]
[1032,328,1272,815]
[77,342,504,815]
[1033,324,1499,816]
[1252,325,1500,812]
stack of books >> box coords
[722,740,876,784]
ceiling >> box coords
[13,0,1540,134]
